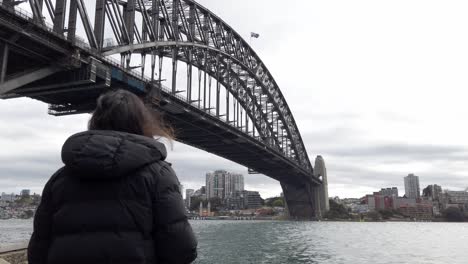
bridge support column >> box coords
[281,181,318,220]
[311,186,322,218]
[53,0,68,34]
[94,0,106,50]
[313,156,330,216]
[67,0,78,41]
[0,43,8,84]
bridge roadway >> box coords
[0,1,326,219]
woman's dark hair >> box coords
[89,89,174,139]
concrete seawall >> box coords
[0,243,28,264]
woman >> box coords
[28,89,198,264]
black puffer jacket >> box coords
[28,130,197,264]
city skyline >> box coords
[1,0,468,198]
[3,169,466,200]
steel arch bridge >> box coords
[0,0,328,219]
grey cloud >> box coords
[325,161,468,197]
[327,163,402,186]
[3,0,468,199]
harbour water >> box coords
[2,219,468,263]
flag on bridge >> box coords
[251,32,260,38]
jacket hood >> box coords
[62,130,167,180]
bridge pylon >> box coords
[281,155,329,220]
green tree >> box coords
[443,207,465,222]
[265,196,281,207]
[324,199,350,220]
[366,211,381,221]
[378,209,394,220]
[22,210,34,219]
[272,199,284,207]
[15,196,32,206]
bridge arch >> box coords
[94,0,313,173]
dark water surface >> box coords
[2,219,468,263]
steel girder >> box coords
[108,43,283,151]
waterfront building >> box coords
[442,190,468,211]
[193,186,205,197]
[380,187,398,197]
[245,191,263,209]
[422,185,442,201]
[226,191,245,210]
[223,173,244,198]
[232,173,244,194]
[404,174,420,199]
[185,189,195,207]
[0,193,15,202]
[353,204,369,213]
[226,190,263,210]
[366,195,376,211]
[206,170,227,199]
[366,193,394,211]
[395,197,417,208]
[341,198,363,213]
[398,204,432,219]
[206,170,244,199]
[446,190,468,204]
[422,185,443,216]
[20,189,30,198]
[393,197,433,219]
[397,199,433,220]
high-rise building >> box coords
[206,170,244,199]
[185,189,195,207]
[404,174,420,199]
[225,173,244,198]
[422,184,443,216]
[20,189,31,198]
[422,185,442,201]
[206,170,228,199]
[380,187,398,197]
[232,173,244,193]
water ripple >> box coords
[2,219,468,263]
[190,221,468,264]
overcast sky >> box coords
[2,0,468,199]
